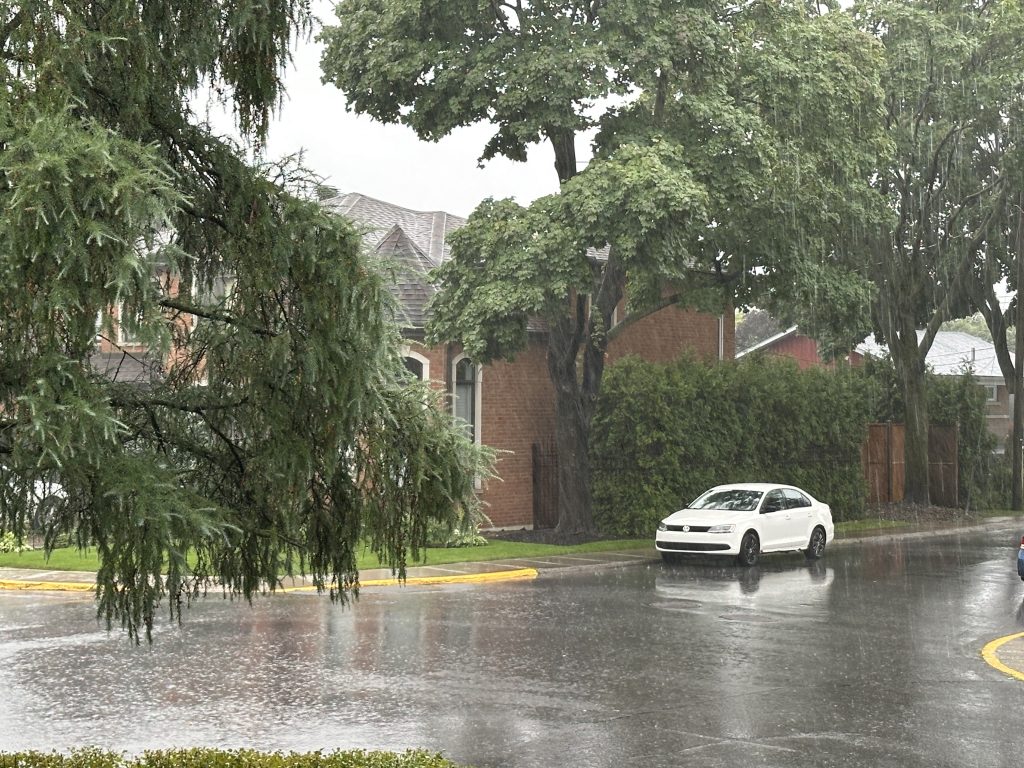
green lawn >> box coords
[0,537,651,574]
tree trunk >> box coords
[1013,333,1023,510]
[547,315,596,536]
[1014,195,1024,510]
[901,359,931,504]
[887,315,931,505]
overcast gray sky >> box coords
[204,1,563,218]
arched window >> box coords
[453,356,480,443]
[404,356,424,380]
[401,350,430,382]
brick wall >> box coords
[766,334,822,369]
[478,342,555,528]
[404,338,555,529]
[607,305,734,364]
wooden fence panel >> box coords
[862,423,957,507]
[928,425,958,507]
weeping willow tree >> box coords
[849,0,1024,505]
[0,0,487,641]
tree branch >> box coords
[158,297,278,337]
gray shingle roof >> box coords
[857,330,1009,380]
[325,192,554,334]
[325,193,465,267]
[375,225,436,329]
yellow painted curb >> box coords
[0,567,538,596]
[0,580,94,593]
[281,567,539,593]
[982,631,1024,681]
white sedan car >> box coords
[656,483,834,567]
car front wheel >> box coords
[736,531,759,567]
[805,526,826,560]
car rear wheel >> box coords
[805,526,826,560]
[736,532,759,567]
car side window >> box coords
[783,488,811,509]
[761,490,785,514]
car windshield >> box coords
[688,489,764,511]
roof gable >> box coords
[374,225,436,329]
[325,192,466,266]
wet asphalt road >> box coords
[2,525,1024,767]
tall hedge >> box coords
[590,356,873,536]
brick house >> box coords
[736,325,846,370]
[328,193,734,529]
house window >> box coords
[116,304,144,346]
[404,357,424,380]
[453,356,481,444]
[402,350,430,382]
[986,385,998,403]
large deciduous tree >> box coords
[321,0,884,534]
[849,0,1024,505]
[0,0,485,641]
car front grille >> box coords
[659,542,730,552]
[666,524,711,533]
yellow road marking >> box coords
[281,567,539,593]
[0,567,539,595]
[0,580,94,593]
[982,632,1024,681]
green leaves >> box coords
[427,142,707,363]
[320,0,612,159]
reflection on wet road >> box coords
[2,526,1024,767]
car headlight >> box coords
[657,522,667,532]
[708,524,735,534]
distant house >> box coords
[856,331,1012,452]
[91,266,180,385]
[737,324,1012,452]
[735,326,832,370]
[327,192,735,529]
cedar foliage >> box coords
[0,0,486,642]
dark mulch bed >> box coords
[487,502,979,546]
